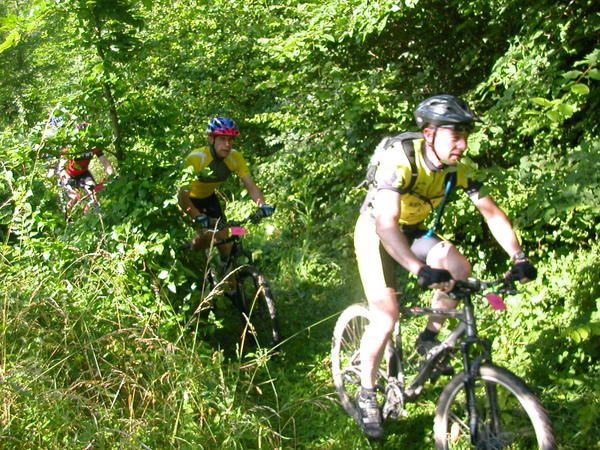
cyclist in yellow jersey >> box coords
[353,95,537,440]
[178,117,274,256]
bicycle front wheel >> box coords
[331,304,398,424]
[434,364,555,450]
[236,266,280,348]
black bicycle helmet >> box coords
[414,94,479,129]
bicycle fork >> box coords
[461,338,498,445]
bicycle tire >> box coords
[331,304,399,424]
[236,266,280,347]
[434,364,556,450]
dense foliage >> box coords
[1,0,598,448]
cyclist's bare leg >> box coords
[425,241,471,333]
[215,230,232,260]
[59,174,80,212]
[191,228,230,251]
[191,228,236,290]
[65,189,81,211]
[359,287,398,389]
[82,179,99,213]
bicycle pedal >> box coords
[383,402,407,420]
[383,383,405,420]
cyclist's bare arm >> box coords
[471,193,524,259]
[98,154,114,177]
[240,174,266,206]
[373,189,424,275]
[177,188,202,219]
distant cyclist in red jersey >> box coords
[57,122,114,213]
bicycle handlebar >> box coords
[453,276,517,296]
[203,211,267,235]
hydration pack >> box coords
[364,132,424,193]
[362,131,457,235]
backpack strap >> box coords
[384,131,423,194]
[399,138,418,194]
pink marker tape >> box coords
[485,293,507,310]
[230,226,247,236]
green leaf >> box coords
[0,30,20,53]
[558,103,575,118]
[468,140,481,155]
[531,97,552,107]
[543,207,556,221]
[546,110,562,122]
[561,70,582,80]
[588,69,600,80]
[570,83,590,95]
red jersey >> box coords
[65,147,103,176]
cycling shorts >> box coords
[354,213,442,293]
[190,193,227,221]
[60,170,96,193]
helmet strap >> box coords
[208,139,222,160]
[426,127,447,170]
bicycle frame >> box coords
[208,225,253,274]
[400,282,505,385]
[388,283,504,442]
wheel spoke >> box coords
[237,269,280,348]
[434,365,555,450]
[331,304,399,423]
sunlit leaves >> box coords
[570,83,590,95]
[0,29,20,52]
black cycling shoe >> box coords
[415,332,454,376]
[356,391,384,440]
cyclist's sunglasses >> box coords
[440,123,473,133]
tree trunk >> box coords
[93,16,124,161]
[100,78,124,161]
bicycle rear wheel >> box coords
[331,304,399,424]
[434,364,556,450]
[236,266,280,348]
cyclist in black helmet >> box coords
[352,95,537,440]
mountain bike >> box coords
[331,276,556,449]
[44,154,107,220]
[195,213,281,349]
[56,170,107,220]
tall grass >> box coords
[0,232,287,449]
[2,192,598,449]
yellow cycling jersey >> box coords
[183,146,250,199]
[363,138,477,226]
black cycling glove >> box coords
[258,204,275,218]
[417,265,452,288]
[508,260,537,282]
[193,213,209,228]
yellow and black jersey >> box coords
[362,138,482,226]
[182,146,250,199]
